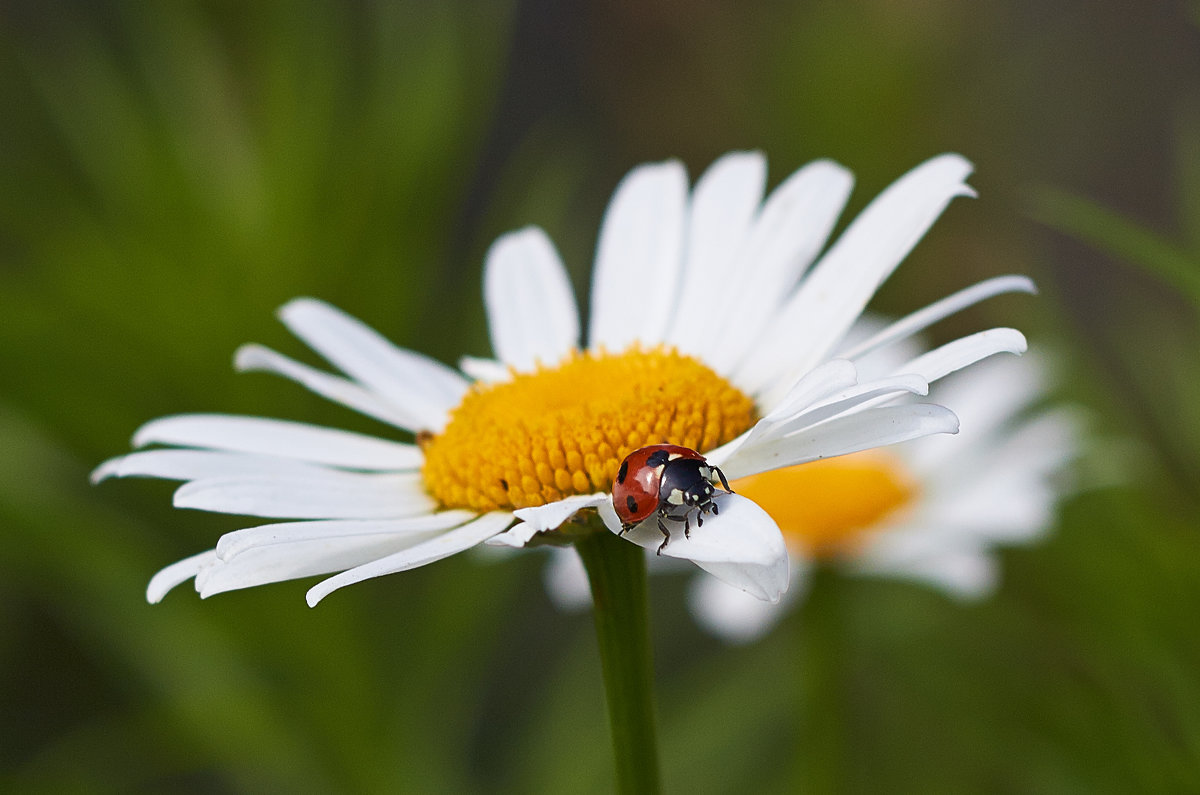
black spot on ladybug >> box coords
[646,449,671,467]
[616,460,629,484]
[626,496,639,515]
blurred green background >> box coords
[2,1,1199,791]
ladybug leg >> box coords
[655,514,671,555]
[682,513,691,540]
[713,465,733,494]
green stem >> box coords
[574,526,662,794]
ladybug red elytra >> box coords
[612,444,734,554]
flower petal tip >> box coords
[276,296,322,320]
[933,152,975,175]
[512,493,607,534]
[1010,274,1038,295]
[90,459,118,484]
[946,411,962,435]
[304,585,326,608]
[487,522,539,547]
[232,343,267,372]
[995,328,1028,356]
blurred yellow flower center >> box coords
[421,347,756,511]
[732,451,918,557]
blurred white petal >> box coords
[687,559,810,644]
[544,547,593,611]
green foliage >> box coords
[2,1,1198,792]
[1032,187,1200,310]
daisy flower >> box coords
[95,151,1032,607]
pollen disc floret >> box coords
[421,346,756,512]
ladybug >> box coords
[612,444,734,554]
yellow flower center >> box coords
[732,451,918,558]
[421,347,757,512]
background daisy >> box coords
[686,350,1084,643]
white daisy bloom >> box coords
[96,151,1033,607]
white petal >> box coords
[893,328,1027,386]
[543,547,592,611]
[173,471,435,519]
[901,485,1052,546]
[748,373,932,453]
[706,159,856,374]
[305,511,514,606]
[130,414,421,470]
[761,358,861,424]
[278,298,468,415]
[838,315,928,383]
[839,275,1037,362]
[489,493,608,546]
[147,549,216,603]
[913,413,1081,541]
[720,403,960,481]
[618,493,790,602]
[486,522,539,548]
[687,558,810,644]
[235,344,430,431]
[903,352,1052,474]
[215,512,477,561]
[664,151,767,353]
[198,532,446,599]
[735,154,977,395]
[596,497,623,535]
[484,227,580,371]
[92,450,327,484]
[801,374,932,424]
[588,160,689,351]
[458,356,512,384]
[854,547,999,600]
[706,359,858,468]
[933,351,1047,433]
[513,492,609,532]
